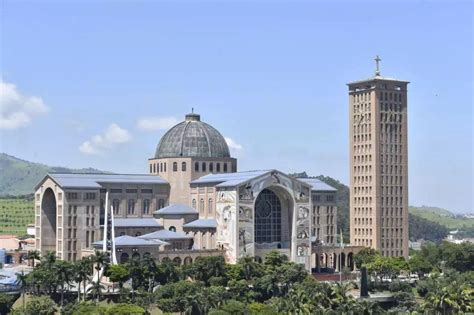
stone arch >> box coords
[173,257,182,265]
[132,252,140,261]
[183,256,193,265]
[332,253,338,269]
[347,252,354,270]
[341,253,346,270]
[254,186,294,251]
[143,252,152,260]
[41,188,57,253]
[120,252,129,263]
[162,257,171,263]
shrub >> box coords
[105,304,145,315]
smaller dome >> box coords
[154,113,231,159]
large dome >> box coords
[154,113,231,159]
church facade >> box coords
[34,112,341,271]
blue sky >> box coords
[1,1,472,213]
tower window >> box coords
[208,198,213,215]
[202,162,206,172]
[182,162,186,172]
[216,163,221,172]
[223,163,228,172]
[173,162,178,172]
[192,199,196,209]
[195,162,199,172]
[209,163,214,172]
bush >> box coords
[12,296,56,315]
[0,293,18,315]
[105,303,145,315]
[63,302,107,315]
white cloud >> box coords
[0,81,49,129]
[136,116,179,131]
[79,123,132,155]
[225,137,243,151]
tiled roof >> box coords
[44,173,167,189]
[92,235,162,247]
[297,178,337,192]
[191,170,271,187]
[113,218,162,228]
[183,219,217,229]
[154,204,198,215]
[139,229,193,240]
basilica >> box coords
[34,112,351,271]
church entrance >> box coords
[41,188,57,254]
[254,186,293,258]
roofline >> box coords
[34,174,62,192]
[346,76,410,86]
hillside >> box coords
[0,153,109,196]
[410,205,474,230]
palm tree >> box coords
[91,250,110,301]
[55,260,74,310]
[16,270,28,308]
[27,250,40,268]
[74,258,92,301]
[41,251,57,268]
[87,280,105,303]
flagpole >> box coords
[339,229,343,285]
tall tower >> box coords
[348,56,409,258]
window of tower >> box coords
[173,162,178,172]
[182,162,186,172]
[202,162,206,172]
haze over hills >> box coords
[0,153,110,196]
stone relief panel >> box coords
[216,189,237,263]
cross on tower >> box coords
[375,55,382,76]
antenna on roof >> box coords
[191,107,194,113]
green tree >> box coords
[354,247,379,269]
[26,250,40,268]
[16,270,28,308]
[107,264,130,290]
[74,257,93,301]
[54,260,74,310]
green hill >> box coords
[410,205,474,230]
[0,153,109,196]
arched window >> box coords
[160,163,163,172]
[202,162,206,172]
[199,198,204,214]
[153,163,156,173]
[182,162,186,172]
[91,231,95,243]
[164,163,167,172]
[173,162,178,172]
[208,198,213,215]
[112,199,120,215]
[209,163,214,172]
[158,199,165,209]
[192,199,196,209]
[195,162,199,172]
[224,163,228,172]
[149,164,152,173]
[169,226,176,232]
[143,199,150,215]
[86,231,90,248]
[216,163,221,172]
[128,199,135,215]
